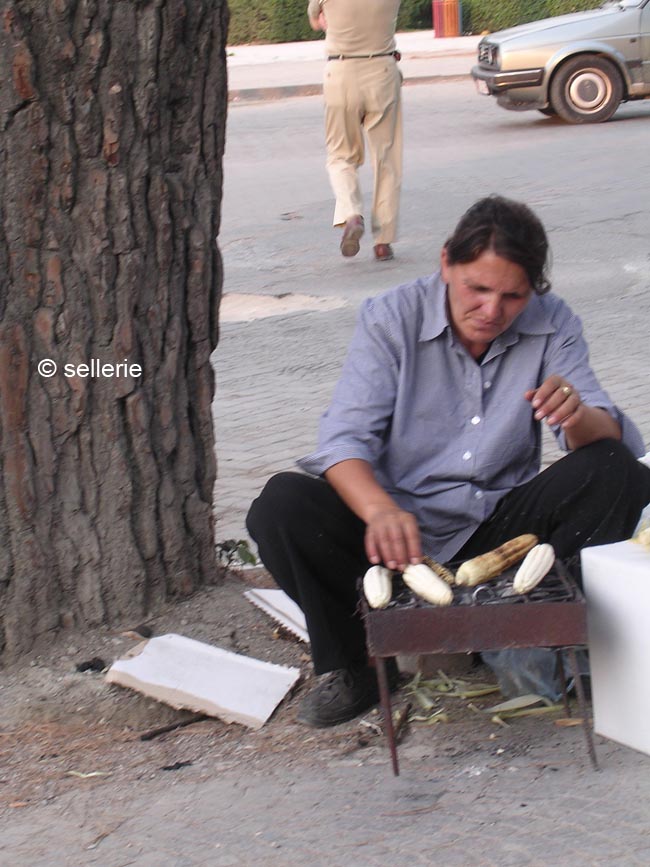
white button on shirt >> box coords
[471,416,481,425]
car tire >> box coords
[549,55,623,124]
[538,107,557,117]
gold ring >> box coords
[561,385,572,396]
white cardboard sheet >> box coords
[105,633,300,730]
[244,588,309,643]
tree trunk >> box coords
[0,0,228,660]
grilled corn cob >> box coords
[402,563,453,606]
[363,565,393,609]
[512,543,555,594]
[455,534,539,587]
[422,556,456,585]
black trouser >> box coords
[246,440,650,674]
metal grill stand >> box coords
[362,564,598,775]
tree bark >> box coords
[0,0,228,659]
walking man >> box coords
[308,0,402,261]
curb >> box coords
[228,72,472,104]
[229,83,323,103]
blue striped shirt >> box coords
[298,271,645,560]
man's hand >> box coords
[309,10,327,30]
[364,504,422,571]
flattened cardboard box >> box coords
[106,633,300,730]
[244,588,309,643]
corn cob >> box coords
[363,565,393,609]
[455,534,539,587]
[638,527,650,550]
[422,555,456,585]
[512,543,555,594]
[402,563,453,606]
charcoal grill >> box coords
[362,560,597,775]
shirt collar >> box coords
[419,272,557,344]
[418,271,450,342]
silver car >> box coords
[471,0,650,122]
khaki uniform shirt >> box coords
[307,0,400,56]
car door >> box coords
[642,0,650,84]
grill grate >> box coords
[384,560,582,611]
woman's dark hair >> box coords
[445,195,551,294]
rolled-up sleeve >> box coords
[307,0,323,21]
[542,303,646,456]
[298,297,400,476]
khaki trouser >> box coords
[323,57,402,244]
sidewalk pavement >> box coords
[228,30,481,102]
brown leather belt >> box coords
[327,50,401,61]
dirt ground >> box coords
[0,567,592,818]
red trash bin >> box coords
[432,0,461,38]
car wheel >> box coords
[550,55,623,124]
[538,107,557,117]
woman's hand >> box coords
[324,459,422,570]
[525,375,621,448]
[364,504,422,571]
[525,375,582,430]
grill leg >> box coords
[375,656,399,776]
[567,647,599,771]
[557,651,571,718]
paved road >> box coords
[214,79,650,542]
[5,731,650,865]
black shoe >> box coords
[297,659,399,728]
